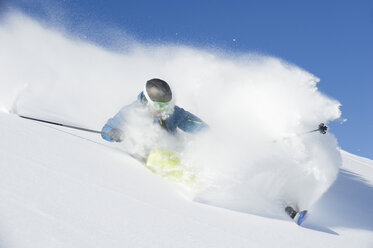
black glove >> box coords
[318,123,328,134]
[109,128,123,142]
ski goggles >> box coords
[148,100,171,113]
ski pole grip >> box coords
[318,123,328,134]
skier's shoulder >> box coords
[173,105,184,113]
[173,105,198,119]
[170,105,190,120]
[172,105,206,126]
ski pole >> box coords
[293,123,328,137]
[273,123,328,143]
[18,115,108,135]
[306,123,328,134]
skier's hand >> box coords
[109,128,123,142]
[318,123,328,134]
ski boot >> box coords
[285,206,308,226]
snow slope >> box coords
[0,112,372,248]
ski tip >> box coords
[297,210,308,226]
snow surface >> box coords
[0,110,372,248]
[0,11,372,247]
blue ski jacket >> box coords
[101,92,208,142]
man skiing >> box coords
[101,78,208,143]
[101,78,307,226]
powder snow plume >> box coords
[0,12,342,218]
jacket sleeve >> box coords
[101,104,132,141]
[176,106,208,133]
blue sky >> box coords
[4,0,373,159]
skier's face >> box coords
[148,105,161,117]
[147,101,173,118]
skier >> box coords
[101,78,307,225]
[101,78,208,142]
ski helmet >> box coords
[143,78,173,113]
